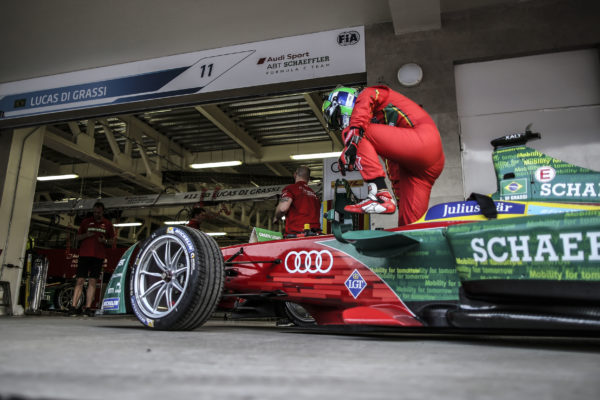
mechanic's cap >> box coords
[322,86,357,131]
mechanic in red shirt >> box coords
[322,85,445,226]
[187,207,206,230]
[70,201,114,316]
[273,166,321,237]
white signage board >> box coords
[322,157,368,201]
[0,27,364,119]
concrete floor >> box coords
[0,315,599,400]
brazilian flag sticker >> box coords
[500,178,528,200]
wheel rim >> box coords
[134,235,191,318]
[58,286,82,310]
[285,302,315,324]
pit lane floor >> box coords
[0,314,599,400]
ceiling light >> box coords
[206,232,227,236]
[37,174,79,181]
[290,152,341,160]
[164,220,189,225]
[113,222,142,227]
[189,161,242,169]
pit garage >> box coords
[1,1,599,399]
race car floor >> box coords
[0,314,599,400]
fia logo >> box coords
[344,269,367,299]
[337,31,360,46]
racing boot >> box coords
[344,183,396,214]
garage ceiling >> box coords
[37,88,340,199]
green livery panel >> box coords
[322,227,460,302]
[446,210,600,283]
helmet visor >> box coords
[330,90,356,108]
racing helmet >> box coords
[322,86,357,130]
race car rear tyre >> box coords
[130,226,224,330]
[278,301,316,327]
[54,283,83,311]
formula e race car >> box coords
[101,128,600,332]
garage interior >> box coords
[1,1,600,399]
[31,87,356,247]
[1,0,599,313]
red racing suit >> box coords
[347,85,444,225]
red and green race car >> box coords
[101,128,600,332]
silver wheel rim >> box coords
[285,302,315,324]
[134,235,191,318]
[59,286,82,309]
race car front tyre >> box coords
[130,226,224,330]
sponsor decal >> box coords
[447,211,600,283]
[470,231,600,263]
[527,204,589,215]
[425,201,525,220]
[256,51,331,76]
[284,250,333,273]
[345,269,367,299]
[102,297,120,310]
[505,181,524,193]
[535,166,556,183]
[258,232,280,240]
[172,227,195,254]
[167,227,174,234]
[500,178,528,200]
[337,30,360,46]
[539,182,600,198]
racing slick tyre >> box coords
[130,226,224,331]
[277,301,316,327]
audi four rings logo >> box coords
[284,250,334,273]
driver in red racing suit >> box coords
[322,85,444,226]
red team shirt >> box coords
[77,217,114,259]
[280,181,321,235]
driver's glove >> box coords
[338,127,363,175]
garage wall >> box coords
[0,0,390,84]
[456,49,600,197]
[365,0,600,205]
